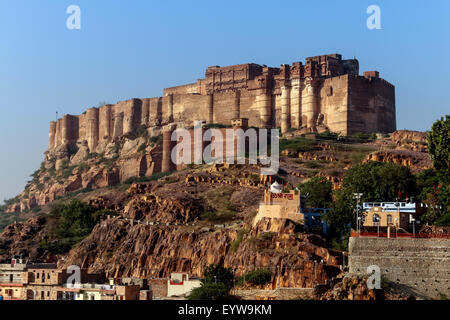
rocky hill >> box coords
[0,128,432,296]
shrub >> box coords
[230,229,247,252]
[187,282,229,300]
[237,269,272,286]
[297,176,333,208]
[41,200,109,254]
[137,143,147,153]
[136,125,148,138]
[149,135,162,146]
[279,137,316,153]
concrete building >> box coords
[58,283,141,301]
[253,182,306,226]
[0,257,146,301]
[362,202,425,231]
[167,273,201,298]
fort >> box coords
[48,53,396,153]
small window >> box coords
[387,215,392,224]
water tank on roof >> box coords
[270,181,282,193]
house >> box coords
[167,273,201,297]
[362,202,425,230]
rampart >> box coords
[48,53,396,153]
[348,237,450,299]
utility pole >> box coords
[353,193,363,233]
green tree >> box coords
[325,162,418,233]
[187,264,234,300]
[42,200,111,253]
[237,269,272,286]
[297,176,333,208]
[187,283,229,300]
[416,169,450,225]
[427,115,450,171]
[202,264,234,290]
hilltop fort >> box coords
[48,53,396,153]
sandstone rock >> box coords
[70,143,89,165]
[364,150,432,173]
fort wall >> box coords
[48,54,396,152]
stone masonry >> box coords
[349,237,450,299]
[48,53,396,152]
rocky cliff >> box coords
[61,217,341,288]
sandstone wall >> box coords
[347,75,396,135]
[348,237,450,299]
[319,75,349,134]
[48,54,396,151]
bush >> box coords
[202,264,234,290]
[230,229,247,252]
[187,264,234,300]
[137,143,147,153]
[280,137,315,153]
[61,166,76,179]
[136,125,148,138]
[315,131,340,141]
[237,269,272,286]
[187,282,229,300]
[350,132,377,142]
[297,176,333,208]
[41,200,109,254]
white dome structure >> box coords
[270,181,282,193]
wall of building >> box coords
[349,237,450,299]
[48,54,396,152]
[347,75,396,135]
[167,279,201,297]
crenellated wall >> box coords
[48,53,396,151]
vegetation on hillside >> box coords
[236,269,272,286]
[187,264,234,300]
[39,200,115,254]
[418,115,450,225]
[324,162,418,235]
[297,176,333,208]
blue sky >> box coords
[0,0,449,203]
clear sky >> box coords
[0,0,449,203]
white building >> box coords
[167,273,201,297]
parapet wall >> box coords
[348,237,450,299]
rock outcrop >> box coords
[61,217,341,288]
[364,149,432,173]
